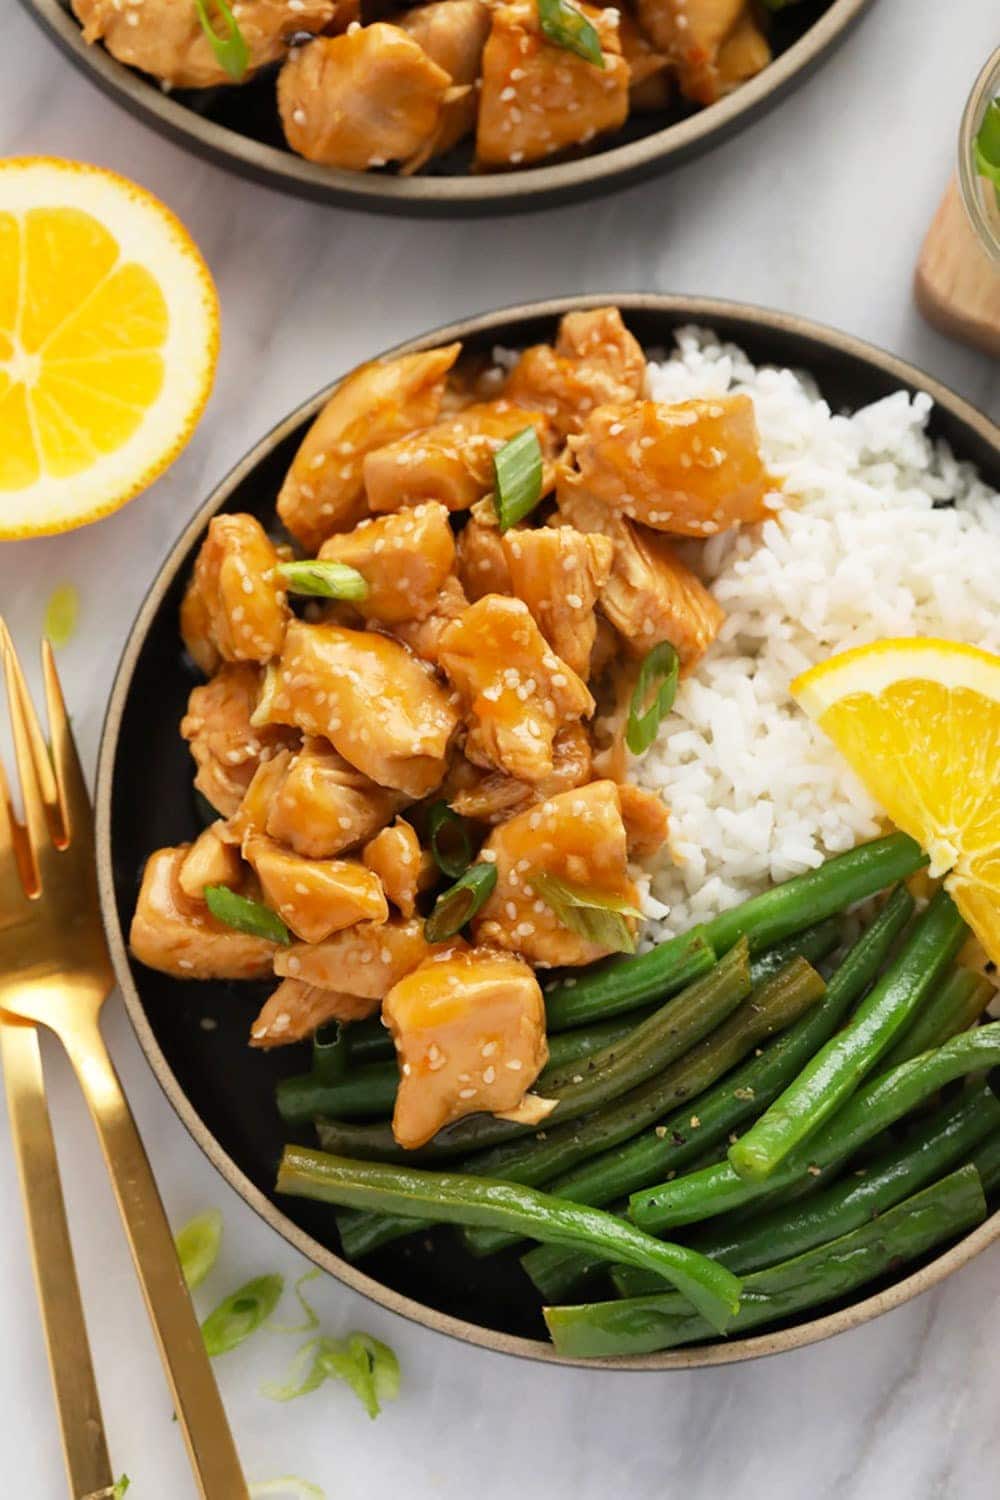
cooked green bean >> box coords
[518,891,913,1296]
[544,929,716,1032]
[545,1167,986,1358]
[880,967,995,1072]
[631,1021,1000,1234]
[971,1128,1000,1195]
[746,918,843,986]
[613,1085,1000,1296]
[318,939,751,1163]
[727,889,967,1183]
[312,1022,349,1084]
[277,1146,743,1335]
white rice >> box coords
[631,327,1000,944]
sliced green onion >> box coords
[249,1481,325,1500]
[424,862,497,942]
[268,1269,322,1335]
[492,426,543,531]
[175,1209,223,1291]
[250,661,279,728]
[427,801,473,879]
[43,583,79,649]
[974,97,1000,189]
[626,640,679,755]
[313,1023,349,1084]
[532,869,642,955]
[204,885,291,945]
[263,1332,400,1419]
[192,0,250,80]
[278,560,369,600]
[113,1479,131,1500]
[537,0,604,67]
[201,1273,284,1357]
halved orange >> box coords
[792,638,1000,963]
[0,158,219,538]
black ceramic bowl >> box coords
[24,0,874,216]
[96,295,1000,1368]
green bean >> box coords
[971,1128,1000,1196]
[545,1167,986,1357]
[612,1085,1000,1296]
[544,929,716,1032]
[276,1146,743,1335]
[518,890,913,1297]
[727,888,967,1183]
[312,1022,349,1084]
[631,1021,1000,1234]
[317,939,751,1164]
[880,967,995,1072]
[746,918,843,986]
[464,956,824,1257]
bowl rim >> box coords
[95,292,1000,1370]
[23,0,874,213]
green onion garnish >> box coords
[427,801,473,879]
[268,1269,323,1335]
[43,583,79,649]
[626,640,680,756]
[249,1481,326,1500]
[537,0,604,68]
[278,560,370,600]
[492,426,544,531]
[263,1332,400,1420]
[973,97,1000,189]
[313,1023,349,1084]
[192,0,250,81]
[424,862,497,942]
[204,885,291,945]
[175,1209,223,1291]
[201,1273,285,1357]
[532,869,642,955]
[113,1478,131,1500]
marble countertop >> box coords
[2,0,999,1495]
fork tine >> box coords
[0,754,30,910]
[41,639,91,849]
[0,619,60,884]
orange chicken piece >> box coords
[504,307,646,438]
[635,0,766,105]
[618,11,672,110]
[363,818,427,918]
[180,514,289,670]
[265,739,406,859]
[472,780,640,966]
[180,664,297,818]
[450,723,592,823]
[266,620,459,796]
[227,750,293,847]
[278,26,452,171]
[176,822,243,901]
[502,525,614,678]
[618,784,671,859]
[383,946,549,1148]
[456,500,513,602]
[572,394,770,536]
[716,8,771,94]
[277,344,460,552]
[72,0,336,90]
[391,574,470,667]
[130,847,277,981]
[251,977,386,1048]
[398,0,492,168]
[438,595,594,783]
[363,400,553,514]
[318,502,455,625]
[273,916,437,996]
[476,1,629,168]
[244,834,388,943]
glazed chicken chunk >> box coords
[504,307,647,437]
[456,501,514,602]
[243,835,389,943]
[363,818,431,918]
[439,595,594,783]
[363,400,553,514]
[572,394,771,535]
[397,0,492,168]
[73,0,337,91]
[278,26,453,172]
[391,574,471,667]
[383,945,549,1149]
[273,916,438,997]
[251,977,389,1049]
[180,514,289,672]
[265,620,459,796]
[618,783,671,860]
[473,780,639,966]
[278,345,460,552]
[636,0,770,105]
[502,525,614,678]
[180,663,297,818]
[318,501,455,624]
[477,1,629,168]
[131,847,277,981]
[176,822,243,901]
[264,738,406,859]
[450,723,593,824]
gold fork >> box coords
[0,621,249,1500]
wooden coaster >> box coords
[914,176,1000,357]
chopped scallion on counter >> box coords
[201,1273,285,1357]
[43,583,79,649]
[248,1480,326,1499]
[204,885,291,945]
[263,1331,400,1419]
[175,1209,223,1291]
[493,426,544,531]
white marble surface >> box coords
[2,0,1000,1495]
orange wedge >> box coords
[792,638,1000,963]
[0,158,219,538]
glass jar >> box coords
[958,46,1000,264]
